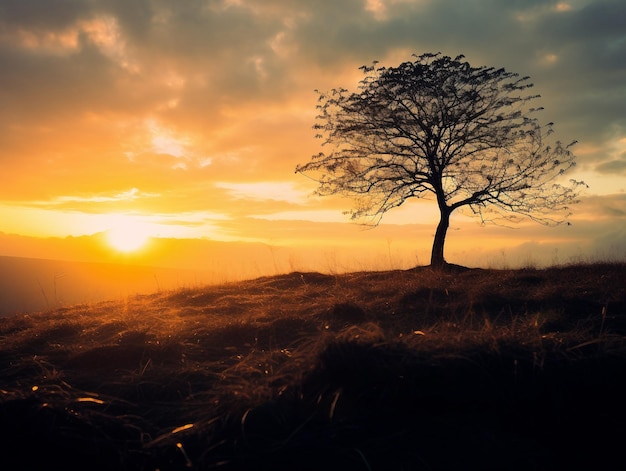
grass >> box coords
[1,262,625,470]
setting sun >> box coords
[106,216,153,253]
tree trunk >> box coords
[430,207,451,269]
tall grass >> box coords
[1,262,625,470]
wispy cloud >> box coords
[215,182,308,203]
[26,188,160,209]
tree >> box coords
[296,53,584,269]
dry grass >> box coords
[1,262,625,470]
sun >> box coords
[106,217,153,253]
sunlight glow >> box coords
[106,216,153,252]
[554,2,572,12]
[148,120,190,158]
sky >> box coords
[1,0,625,270]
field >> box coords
[1,263,625,470]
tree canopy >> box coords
[296,53,584,268]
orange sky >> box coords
[1,0,625,270]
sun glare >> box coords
[106,216,152,252]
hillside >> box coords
[1,263,625,470]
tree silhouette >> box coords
[296,53,584,269]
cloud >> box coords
[596,158,626,175]
[22,188,160,212]
[215,181,308,203]
[55,187,158,203]
[578,193,626,219]
[252,209,349,223]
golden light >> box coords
[106,216,153,252]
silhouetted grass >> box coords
[1,263,625,470]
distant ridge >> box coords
[0,255,208,317]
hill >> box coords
[1,263,625,470]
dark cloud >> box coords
[0,0,90,29]
[596,157,626,175]
[551,0,626,41]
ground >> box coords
[1,263,625,470]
